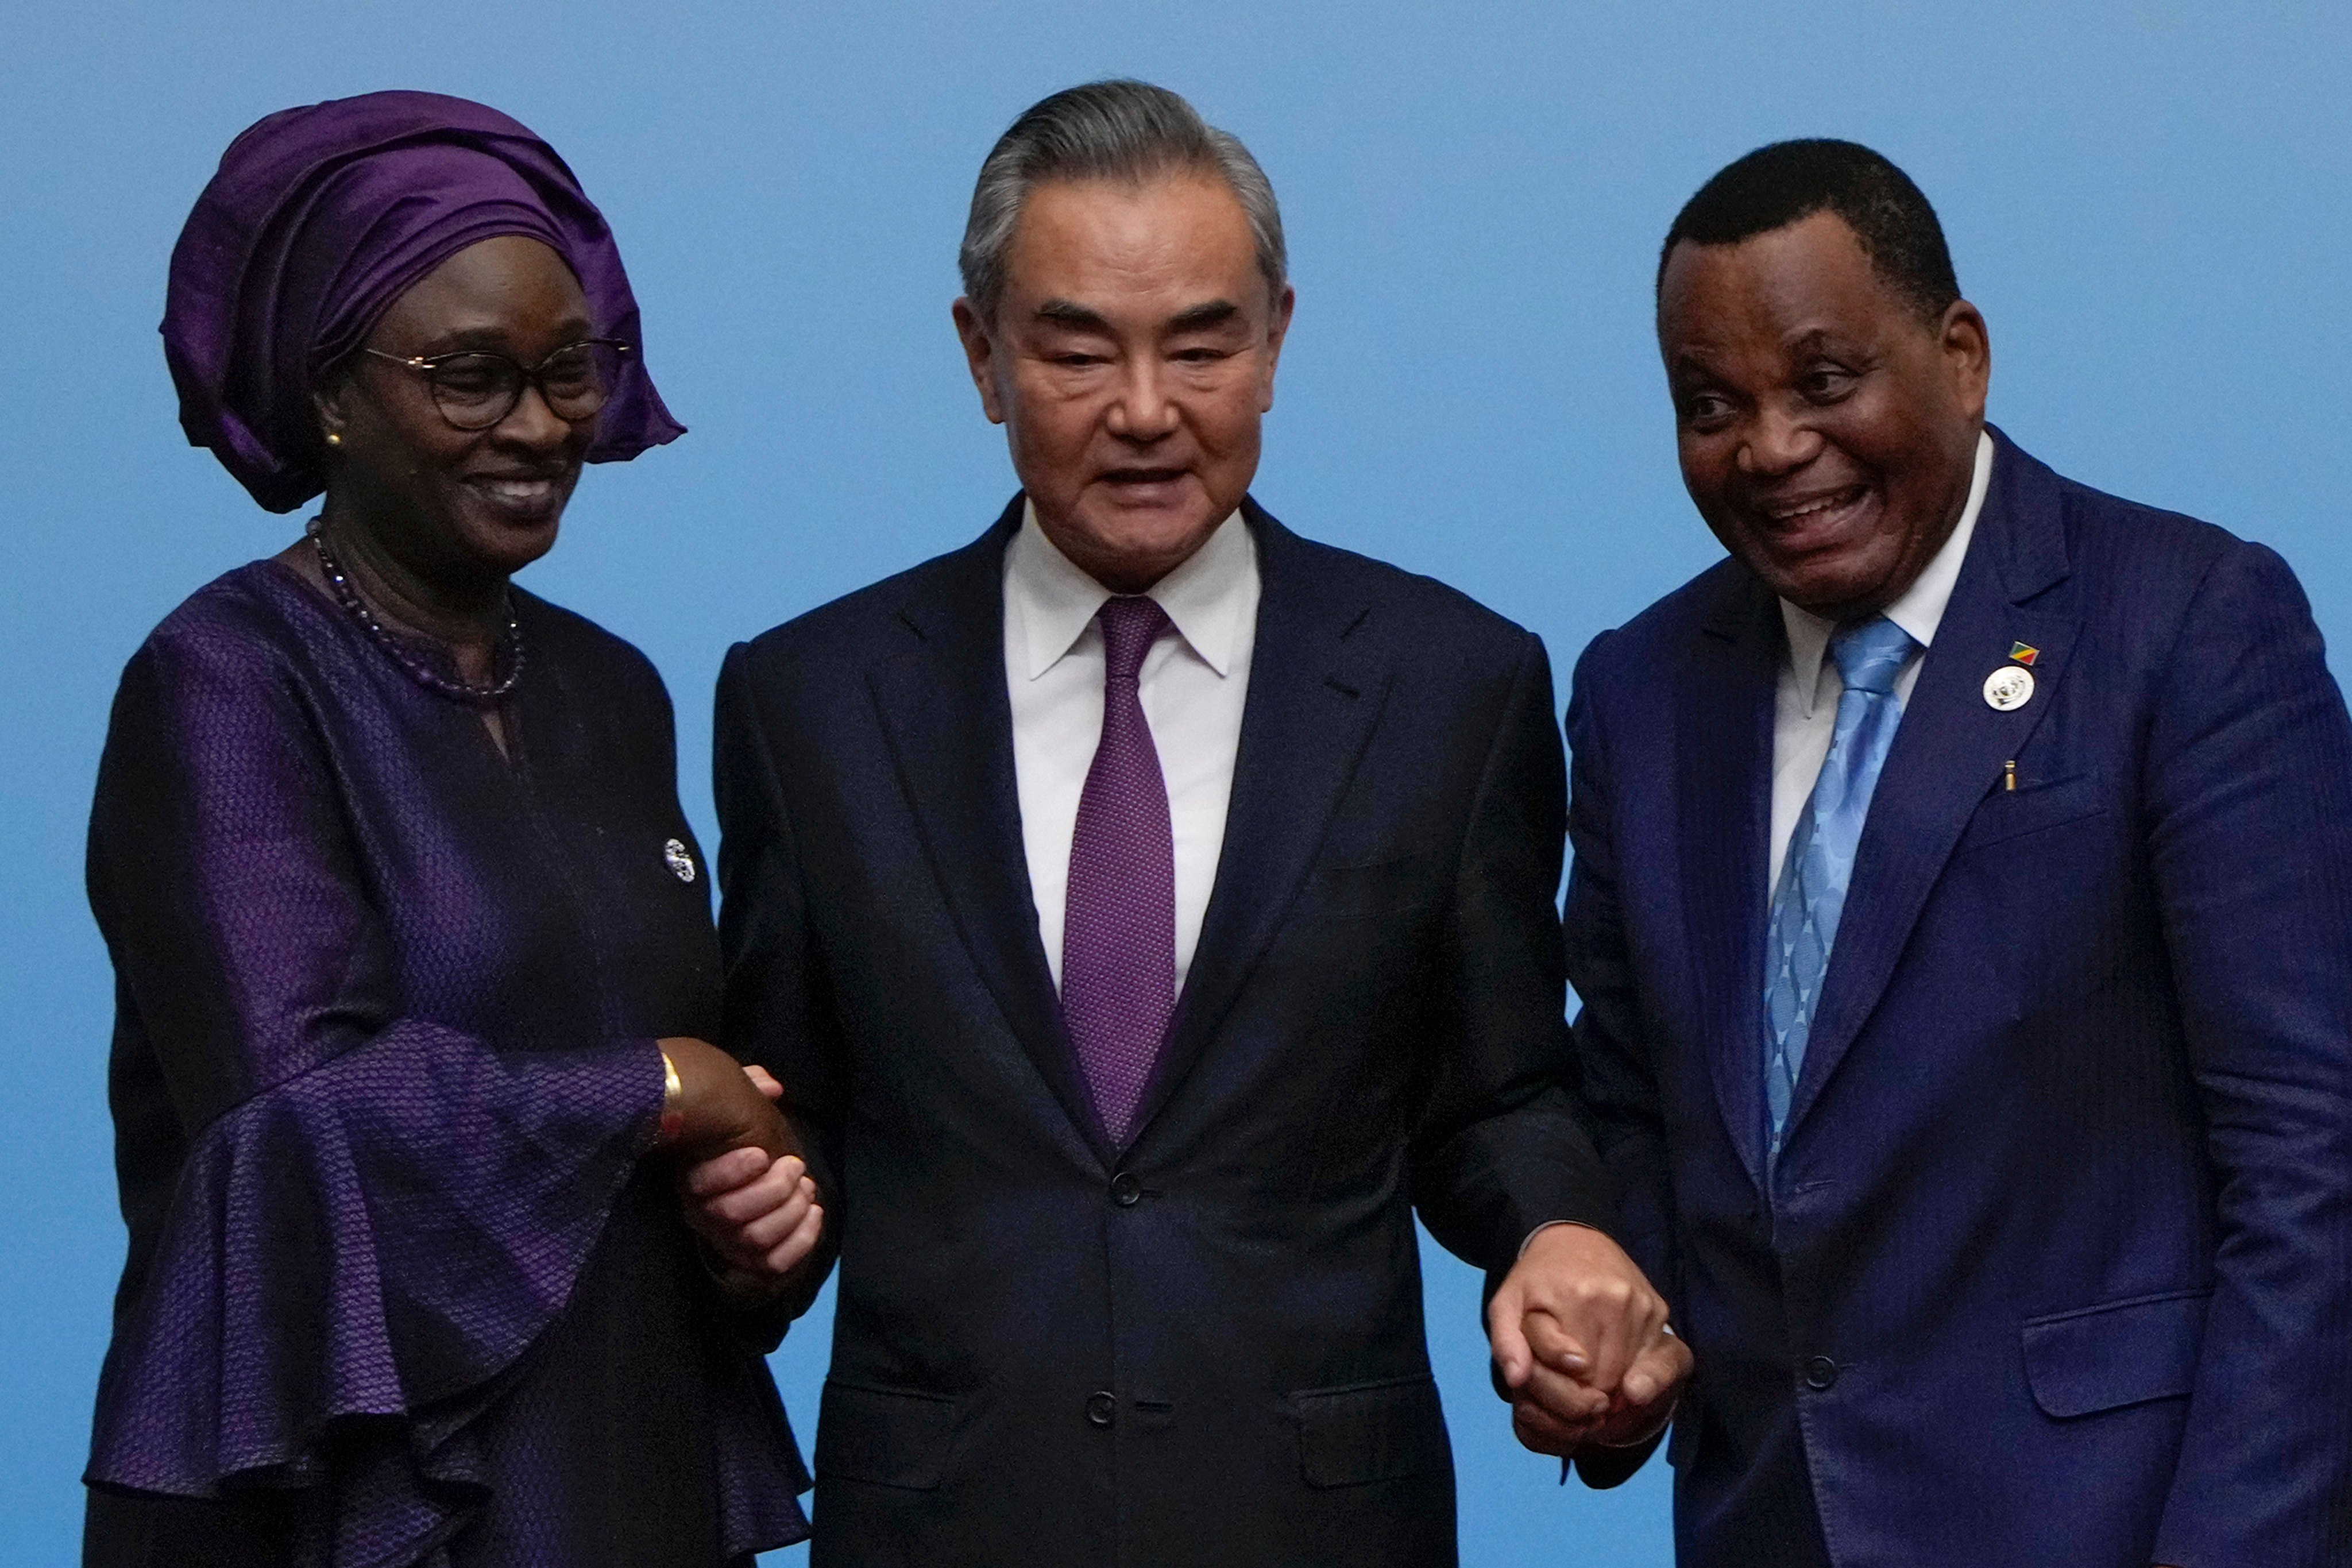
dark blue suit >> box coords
[1565,431,2352,1567]
[715,500,1609,1566]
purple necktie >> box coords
[1062,594,1177,1144]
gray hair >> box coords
[959,80,1287,321]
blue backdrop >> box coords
[5,3,2347,1563]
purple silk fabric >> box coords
[85,564,805,1566]
[163,90,683,513]
[1060,596,1178,1144]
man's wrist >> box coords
[1518,1218,1599,1259]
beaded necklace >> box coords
[308,520,523,705]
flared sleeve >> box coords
[83,604,666,1504]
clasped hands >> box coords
[654,1038,825,1299]
[1489,1223,1692,1458]
[647,1041,1689,1439]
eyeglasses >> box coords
[361,338,632,431]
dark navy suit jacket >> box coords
[1564,430,2352,1568]
[715,499,1610,1567]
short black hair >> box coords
[1658,139,1960,320]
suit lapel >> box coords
[1785,431,2079,1136]
[1680,570,1781,1190]
[866,498,1114,1163]
[1127,502,1391,1140]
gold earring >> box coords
[325,432,343,447]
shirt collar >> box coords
[1781,428,1995,716]
[1007,500,1256,681]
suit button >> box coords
[1803,1356,1840,1391]
[1110,1172,1143,1207]
[1086,1391,1117,1427]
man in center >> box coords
[709,80,1686,1565]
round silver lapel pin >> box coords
[663,838,697,882]
[1983,666,2036,712]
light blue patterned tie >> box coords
[1762,616,1919,1161]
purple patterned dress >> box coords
[82,561,810,1567]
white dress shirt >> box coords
[1004,504,1260,992]
[1769,430,1995,892]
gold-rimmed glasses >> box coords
[360,338,631,431]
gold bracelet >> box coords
[659,1048,683,1109]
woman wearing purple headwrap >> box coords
[83,92,818,1566]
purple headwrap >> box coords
[163,90,683,512]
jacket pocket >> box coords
[816,1380,957,1489]
[1292,1374,1451,1488]
[1954,771,2106,856]
[2021,1288,2210,1418]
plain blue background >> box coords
[5,3,2348,1563]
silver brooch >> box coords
[663,838,697,882]
[1982,666,2036,712]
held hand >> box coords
[1488,1224,1689,1455]
[679,1143,825,1288]
[1512,1324,1692,1455]
[667,1053,824,1297]
[655,1037,802,1163]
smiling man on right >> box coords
[1543,139,2352,1567]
